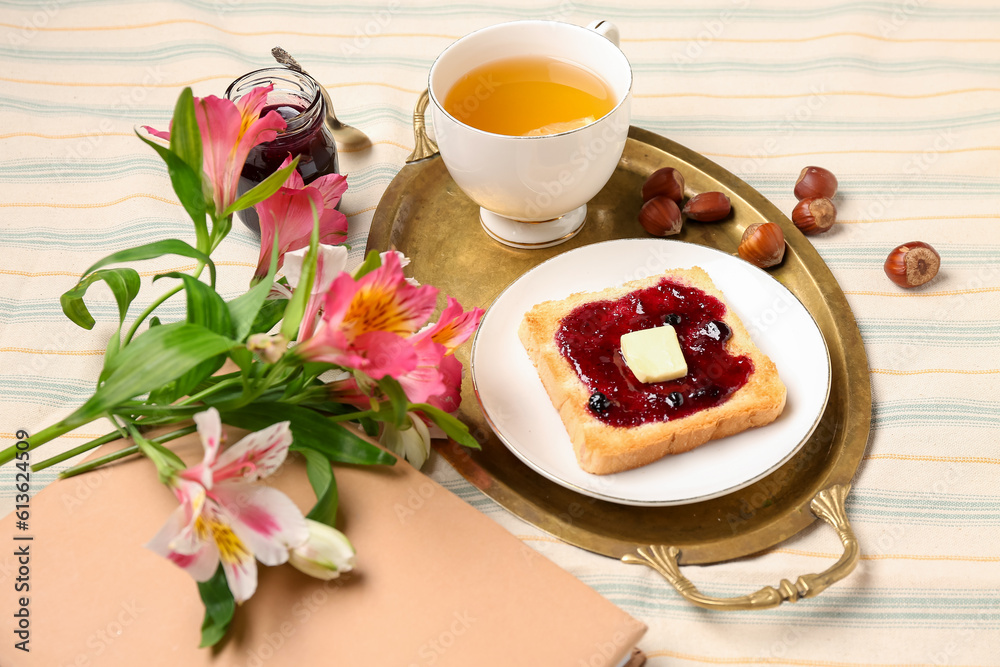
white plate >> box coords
[470,239,831,506]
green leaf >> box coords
[376,376,409,428]
[60,268,141,331]
[352,250,382,279]
[227,238,281,342]
[197,565,235,648]
[411,403,481,450]
[250,297,287,337]
[360,417,379,437]
[81,239,217,289]
[136,134,209,251]
[154,273,232,337]
[229,345,252,373]
[98,324,122,385]
[301,448,339,527]
[280,198,319,341]
[149,273,232,404]
[220,403,396,466]
[169,88,203,176]
[64,323,234,428]
[223,157,300,216]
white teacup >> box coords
[428,20,632,249]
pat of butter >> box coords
[620,325,688,384]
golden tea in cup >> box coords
[442,55,615,137]
[428,20,632,248]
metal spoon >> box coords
[271,46,372,152]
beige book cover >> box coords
[0,432,645,665]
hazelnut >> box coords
[642,167,685,203]
[884,241,940,288]
[792,197,836,235]
[639,196,683,236]
[794,166,838,200]
[683,192,731,222]
[738,222,785,268]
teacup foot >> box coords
[479,205,587,249]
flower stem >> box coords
[123,283,183,345]
[122,259,208,345]
[32,423,198,473]
[0,420,82,466]
[55,424,197,479]
[56,445,138,478]
[176,377,243,407]
[30,431,121,472]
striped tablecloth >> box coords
[2,1,998,663]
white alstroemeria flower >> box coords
[146,408,309,603]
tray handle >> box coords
[622,484,859,610]
[406,89,439,163]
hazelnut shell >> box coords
[794,166,838,200]
[792,197,836,235]
[683,192,732,222]
[738,222,786,268]
[884,241,941,288]
[642,167,685,203]
[639,196,683,236]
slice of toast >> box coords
[518,267,786,475]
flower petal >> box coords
[422,297,484,355]
[146,502,219,583]
[165,479,208,555]
[424,353,464,414]
[283,244,349,293]
[253,186,325,280]
[340,252,439,340]
[352,330,419,379]
[212,420,292,482]
[394,335,447,404]
[184,407,223,489]
[275,154,305,190]
[310,172,348,211]
[141,124,172,142]
[212,482,309,567]
[199,507,258,604]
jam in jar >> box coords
[226,67,339,233]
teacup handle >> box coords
[586,20,621,47]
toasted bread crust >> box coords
[518,267,786,475]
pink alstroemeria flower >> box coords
[146,408,308,603]
[396,296,484,408]
[292,252,438,379]
[253,156,348,281]
[145,85,286,215]
[326,296,482,419]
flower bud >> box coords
[289,519,356,581]
[247,333,288,363]
[379,412,432,469]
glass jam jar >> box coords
[225,67,340,233]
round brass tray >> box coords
[366,93,871,610]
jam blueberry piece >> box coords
[703,320,732,342]
[668,392,684,407]
[588,392,612,414]
[663,313,682,326]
